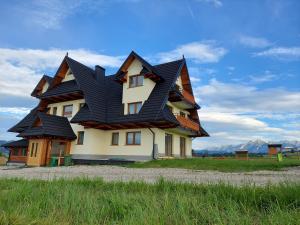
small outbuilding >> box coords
[268,144,282,156]
[235,150,248,160]
[1,139,29,163]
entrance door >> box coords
[180,137,186,157]
[165,133,173,156]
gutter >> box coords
[148,128,156,160]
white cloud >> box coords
[190,76,201,82]
[0,48,123,97]
[18,0,141,29]
[248,70,277,83]
[156,41,227,64]
[0,107,30,115]
[254,47,300,60]
[195,79,300,113]
[193,79,300,148]
[227,66,235,71]
[238,35,272,48]
[195,0,223,8]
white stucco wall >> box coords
[70,127,192,159]
[122,59,156,114]
[62,68,75,82]
[176,75,183,88]
[41,82,49,93]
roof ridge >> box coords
[153,58,185,68]
[66,56,95,73]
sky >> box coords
[0,0,299,149]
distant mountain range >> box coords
[195,140,300,156]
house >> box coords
[2,51,209,166]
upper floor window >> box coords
[111,132,119,145]
[129,75,144,88]
[128,102,142,114]
[77,131,84,145]
[53,107,57,116]
[63,105,73,118]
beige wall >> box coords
[122,59,156,114]
[62,68,75,82]
[175,74,183,89]
[48,99,85,119]
[70,127,192,159]
[42,82,49,93]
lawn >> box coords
[0,179,299,225]
[127,157,300,172]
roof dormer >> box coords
[31,75,53,98]
[118,52,158,115]
[115,51,163,84]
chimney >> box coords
[95,65,105,81]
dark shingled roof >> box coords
[18,112,76,140]
[40,80,81,98]
[115,51,160,81]
[31,75,53,97]
[1,139,28,148]
[8,107,38,133]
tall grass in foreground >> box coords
[127,158,300,172]
[0,179,299,225]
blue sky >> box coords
[0,0,299,148]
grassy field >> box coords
[127,157,300,172]
[0,179,299,225]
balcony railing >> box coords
[174,85,195,104]
[174,114,199,131]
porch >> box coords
[26,139,71,166]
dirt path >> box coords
[1,165,300,185]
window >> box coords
[30,143,34,157]
[63,105,73,118]
[12,149,19,156]
[77,131,84,145]
[46,107,50,114]
[126,132,141,145]
[128,102,142,114]
[34,143,38,157]
[129,75,144,88]
[111,132,119,145]
[180,111,186,117]
[79,103,85,109]
[21,148,27,156]
[53,107,57,115]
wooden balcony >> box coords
[175,114,199,131]
[181,89,195,104]
[169,85,196,108]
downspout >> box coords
[148,128,156,160]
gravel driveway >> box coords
[1,165,300,186]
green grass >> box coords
[127,157,300,172]
[0,179,299,225]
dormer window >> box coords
[63,105,73,118]
[128,102,142,114]
[129,75,144,88]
